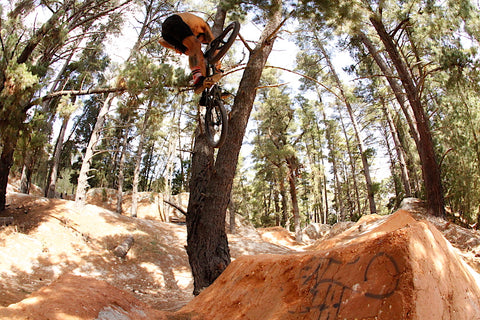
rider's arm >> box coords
[201,25,214,44]
[158,37,184,54]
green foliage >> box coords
[171,159,191,195]
[0,61,39,143]
[122,54,174,101]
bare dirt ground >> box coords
[0,185,295,319]
[1,184,480,319]
[180,209,480,319]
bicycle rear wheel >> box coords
[206,21,240,65]
[205,99,228,148]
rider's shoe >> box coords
[192,66,202,82]
[193,69,224,94]
[192,65,205,94]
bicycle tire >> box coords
[205,99,228,148]
[206,21,240,65]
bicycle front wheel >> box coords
[205,100,228,148]
[207,21,240,65]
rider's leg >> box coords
[182,35,206,84]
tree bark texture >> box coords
[75,94,114,206]
[186,2,283,295]
[0,137,16,211]
[286,156,302,242]
[370,16,445,217]
[47,116,69,198]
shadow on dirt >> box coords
[0,195,195,317]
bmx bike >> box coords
[198,21,240,148]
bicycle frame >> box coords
[197,21,240,148]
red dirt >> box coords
[176,210,480,319]
[0,273,169,320]
[257,226,303,248]
[1,187,480,319]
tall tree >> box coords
[186,1,284,294]
[318,40,377,215]
[369,15,445,216]
[296,97,327,223]
[0,0,132,210]
[253,76,303,240]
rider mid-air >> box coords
[160,14,240,148]
[159,13,218,94]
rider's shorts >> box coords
[161,15,194,54]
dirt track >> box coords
[1,191,480,319]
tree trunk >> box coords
[279,178,289,228]
[322,161,329,224]
[319,41,377,215]
[323,112,344,221]
[75,94,115,206]
[47,116,69,198]
[273,186,281,225]
[358,31,420,145]
[131,104,151,218]
[0,135,17,210]
[337,105,362,218]
[370,16,445,217]
[186,2,283,295]
[113,235,134,258]
[382,100,412,197]
[20,151,34,194]
[301,107,325,224]
[116,132,129,214]
[286,156,302,242]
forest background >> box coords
[1,0,480,239]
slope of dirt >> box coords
[0,274,170,320]
[177,210,480,319]
[400,197,480,273]
[0,191,294,318]
[257,227,304,249]
[1,189,480,320]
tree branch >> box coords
[256,82,289,90]
[265,10,294,44]
[29,86,127,107]
[264,65,341,100]
[238,33,253,53]
[164,199,187,216]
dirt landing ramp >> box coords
[0,274,169,320]
[178,210,480,319]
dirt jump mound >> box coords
[177,210,480,319]
[1,206,479,319]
